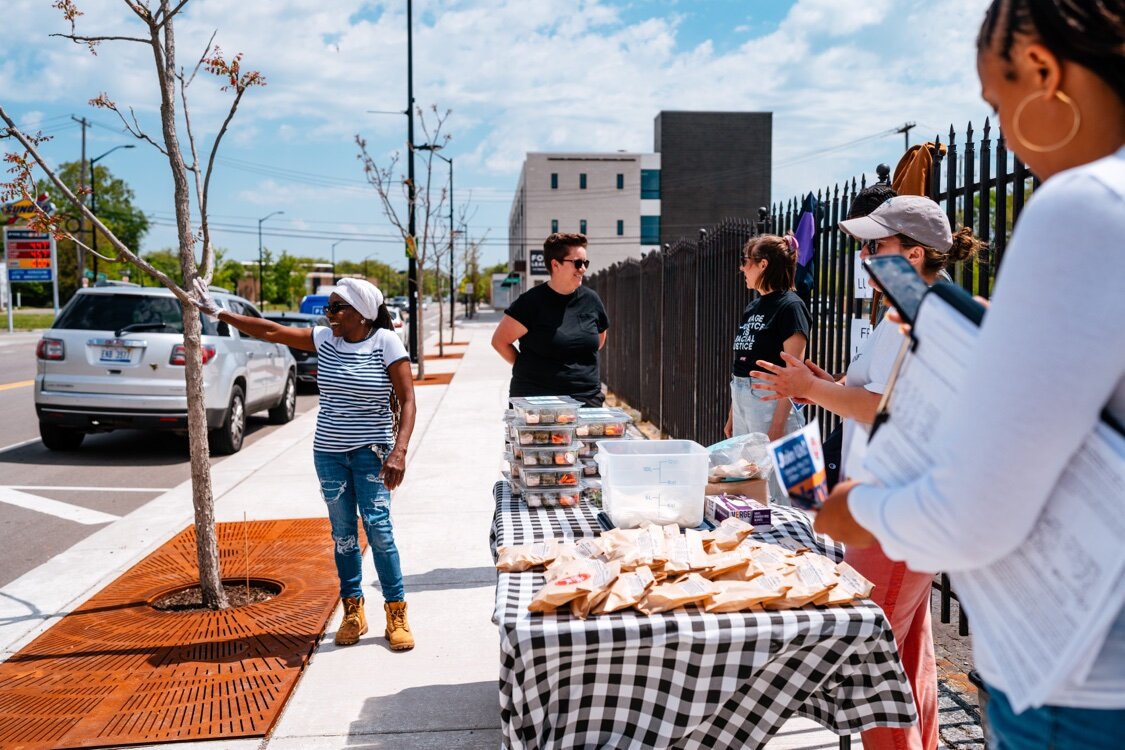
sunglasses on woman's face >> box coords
[559,258,590,270]
[325,301,354,315]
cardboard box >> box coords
[705,491,772,529]
[705,478,768,503]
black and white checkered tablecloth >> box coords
[489,481,917,750]
[490,481,601,560]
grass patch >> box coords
[6,313,57,331]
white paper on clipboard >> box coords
[861,284,1125,712]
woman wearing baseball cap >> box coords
[752,191,982,750]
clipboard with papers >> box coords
[860,280,1125,713]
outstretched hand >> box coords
[750,352,829,402]
[190,278,222,318]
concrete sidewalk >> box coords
[0,309,852,749]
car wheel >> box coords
[39,423,85,451]
[210,384,246,455]
[268,373,297,425]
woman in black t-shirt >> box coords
[491,233,609,406]
[725,234,810,450]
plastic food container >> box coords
[594,439,708,528]
[575,407,631,437]
[510,396,581,425]
[577,435,635,458]
[512,425,579,447]
[518,442,580,467]
[580,458,600,477]
[518,466,581,488]
[581,477,603,508]
[522,487,582,509]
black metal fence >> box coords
[589,119,1038,446]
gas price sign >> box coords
[4,228,55,282]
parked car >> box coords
[263,311,328,388]
[35,285,297,455]
[387,306,409,351]
[388,295,408,310]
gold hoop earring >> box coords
[1011,90,1081,153]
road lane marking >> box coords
[0,438,42,454]
[0,380,34,392]
[6,485,173,492]
[0,487,121,525]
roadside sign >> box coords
[530,250,547,276]
[4,227,55,282]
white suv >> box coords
[35,284,297,454]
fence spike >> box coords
[983,116,991,138]
[948,123,956,143]
[966,120,974,142]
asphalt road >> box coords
[0,303,455,589]
[0,333,320,589]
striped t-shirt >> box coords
[312,326,409,451]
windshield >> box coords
[53,293,219,335]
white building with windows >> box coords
[508,152,662,286]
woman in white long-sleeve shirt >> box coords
[815,1,1125,747]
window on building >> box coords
[580,219,587,234]
[616,220,624,236]
[579,173,587,190]
[551,173,558,189]
[640,169,661,199]
[641,215,660,245]
[551,219,558,233]
[616,173,624,190]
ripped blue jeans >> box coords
[313,446,405,602]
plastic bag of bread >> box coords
[637,573,716,615]
[569,561,623,619]
[761,559,838,610]
[529,558,617,613]
[813,561,875,606]
[590,565,656,615]
[496,539,564,572]
[701,517,756,553]
[705,572,791,613]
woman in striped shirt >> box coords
[192,277,417,651]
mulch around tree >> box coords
[0,519,350,750]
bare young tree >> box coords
[0,0,266,609]
[356,105,450,376]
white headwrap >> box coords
[335,278,385,322]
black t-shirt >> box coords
[505,283,609,405]
[731,290,811,377]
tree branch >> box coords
[51,33,150,44]
[155,0,191,30]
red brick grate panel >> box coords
[0,519,344,749]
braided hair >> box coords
[978,0,1125,104]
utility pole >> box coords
[448,157,454,338]
[71,116,89,285]
[896,122,917,152]
[406,0,419,362]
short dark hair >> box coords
[745,234,798,293]
[847,184,897,220]
[543,232,587,269]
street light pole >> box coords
[89,144,135,282]
[416,145,455,340]
[330,239,345,283]
[406,0,418,362]
[257,210,284,307]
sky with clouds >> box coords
[2,0,996,272]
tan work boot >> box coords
[334,596,368,646]
[384,601,415,651]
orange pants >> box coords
[847,543,938,750]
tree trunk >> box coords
[182,305,226,608]
[415,265,426,378]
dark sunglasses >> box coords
[325,301,354,315]
[558,258,590,270]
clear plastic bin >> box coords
[594,439,708,528]
[518,466,581,488]
[512,424,578,447]
[510,396,581,425]
[518,441,580,467]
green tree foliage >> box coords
[24,161,148,305]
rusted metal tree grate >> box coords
[0,519,344,749]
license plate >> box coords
[100,347,131,363]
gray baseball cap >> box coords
[838,195,952,252]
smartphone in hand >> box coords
[862,255,930,326]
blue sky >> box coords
[2,0,994,275]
